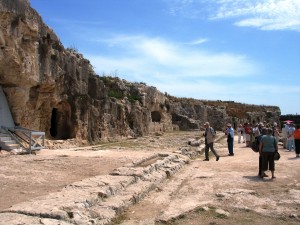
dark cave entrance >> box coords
[50,108,58,137]
[151,111,161,122]
[50,104,74,140]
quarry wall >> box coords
[0,0,281,144]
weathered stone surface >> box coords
[0,152,188,224]
[0,213,73,225]
[0,0,281,146]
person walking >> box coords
[225,123,234,156]
[294,125,300,158]
[259,128,278,179]
[244,123,252,147]
[272,122,280,144]
[287,123,295,151]
[257,128,268,177]
[282,123,289,149]
[253,123,261,140]
[203,122,220,161]
[242,124,246,143]
[237,124,244,144]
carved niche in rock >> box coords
[151,111,161,123]
[50,101,74,140]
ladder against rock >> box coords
[0,133,20,152]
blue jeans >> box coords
[227,138,234,155]
[288,139,295,150]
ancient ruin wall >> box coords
[0,0,281,144]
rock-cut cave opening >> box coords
[50,107,74,140]
[50,108,58,138]
[151,111,161,122]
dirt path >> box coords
[119,136,300,225]
[0,131,300,224]
[0,131,190,211]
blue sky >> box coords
[30,0,300,115]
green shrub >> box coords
[108,89,124,99]
[128,94,141,103]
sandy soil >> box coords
[1,131,300,225]
[0,132,187,211]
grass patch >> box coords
[108,89,124,99]
[178,214,186,219]
[110,213,128,224]
[195,207,205,213]
[208,206,217,210]
[216,213,228,219]
[209,222,218,225]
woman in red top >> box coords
[294,125,300,157]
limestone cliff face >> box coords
[168,97,281,130]
[0,0,281,144]
[0,0,163,143]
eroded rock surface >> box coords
[0,153,189,225]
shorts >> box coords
[261,152,275,171]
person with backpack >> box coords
[203,122,220,161]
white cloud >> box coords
[136,38,177,64]
[84,34,299,114]
[186,38,209,45]
[212,0,300,31]
[167,0,300,31]
[86,35,259,82]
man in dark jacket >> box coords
[203,122,220,161]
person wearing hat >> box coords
[203,122,220,161]
[225,123,234,156]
